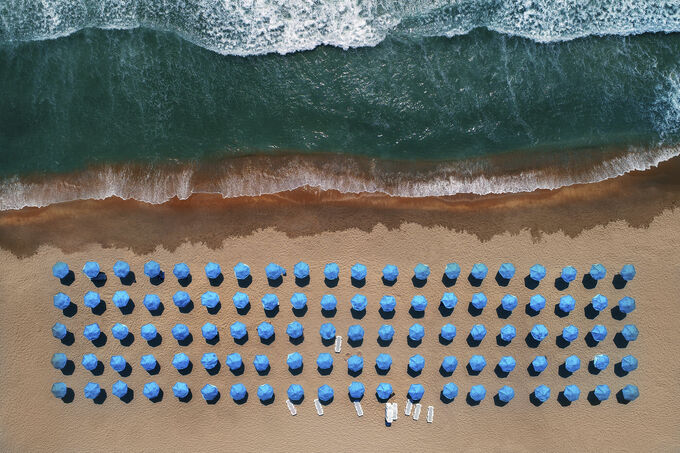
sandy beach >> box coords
[1,158,679,452]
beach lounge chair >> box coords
[391,403,398,420]
[413,404,422,421]
[334,335,342,353]
[405,400,413,416]
[314,398,324,416]
[385,403,393,424]
[354,401,363,417]
[427,406,434,423]
[286,399,297,416]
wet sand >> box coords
[0,158,679,452]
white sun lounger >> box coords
[354,401,363,417]
[427,406,434,423]
[405,400,413,416]
[413,403,422,421]
[286,399,297,416]
[391,403,398,421]
[334,335,342,353]
[314,398,324,416]
[385,403,393,424]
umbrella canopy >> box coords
[347,355,364,372]
[253,355,269,372]
[408,384,425,401]
[257,384,274,401]
[351,294,367,311]
[231,383,247,401]
[621,385,639,401]
[594,384,611,401]
[376,383,393,400]
[232,292,249,309]
[233,262,251,280]
[112,291,130,308]
[530,324,548,342]
[261,294,279,311]
[201,322,218,340]
[469,355,487,372]
[532,356,548,373]
[201,353,219,370]
[411,295,428,312]
[380,295,397,312]
[230,322,247,340]
[143,294,161,312]
[286,321,304,339]
[84,382,101,399]
[52,322,67,340]
[294,261,310,279]
[318,385,334,402]
[201,384,219,401]
[500,324,516,342]
[590,325,608,342]
[351,263,367,280]
[501,294,518,312]
[529,294,546,312]
[469,385,486,402]
[562,325,579,342]
[290,293,308,310]
[51,353,67,369]
[564,355,581,373]
[320,295,337,311]
[144,261,161,278]
[534,385,551,402]
[52,262,70,279]
[593,354,609,370]
[559,295,576,313]
[317,353,333,370]
[113,261,130,278]
[347,325,364,342]
[414,263,430,280]
[621,355,638,372]
[442,383,459,400]
[561,266,577,282]
[620,264,636,281]
[82,353,98,370]
[201,291,220,309]
[378,325,395,341]
[82,262,100,279]
[375,354,392,371]
[589,264,606,280]
[265,263,286,280]
[444,263,461,280]
[471,293,487,309]
[110,355,127,372]
[618,297,636,314]
[409,323,425,341]
[621,325,639,341]
[498,356,516,373]
[498,385,515,402]
[287,352,303,370]
[348,382,365,399]
[469,324,487,341]
[172,353,190,370]
[257,322,274,340]
[324,263,340,280]
[498,263,515,280]
[172,383,190,399]
[409,355,425,372]
[441,293,458,309]
[83,291,100,309]
[441,356,458,373]
[529,264,546,281]
[470,263,488,280]
[287,384,304,401]
[204,262,221,279]
[140,354,157,371]
[112,380,128,398]
[435,324,455,343]
[172,291,191,308]
[226,353,243,370]
[83,323,101,341]
[564,385,580,402]
[591,294,608,311]
[173,263,190,280]
[172,324,190,341]
[319,323,336,340]
[54,292,71,310]
[382,264,399,281]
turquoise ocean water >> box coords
[1,0,679,209]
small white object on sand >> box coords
[314,399,324,416]
[354,401,363,417]
[334,335,342,353]
[413,404,422,421]
[385,403,393,424]
[405,400,413,416]
[427,406,434,423]
[391,403,398,420]
[286,399,297,416]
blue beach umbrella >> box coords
[347,325,364,342]
[143,294,161,312]
[376,383,393,401]
[172,324,190,341]
[287,352,303,370]
[144,261,161,278]
[442,383,459,400]
[408,384,425,402]
[232,292,249,310]
[265,263,285,280]
[140,354,157,371]
[318,385,334,402]
[378,325,395,341]
[290,293,308,310]
[294,261,310,279]
[320,295,337,311]
[562,325,579,342]
[409,323,425,341]
[83,291,100,309]
[498,356,516,373]
[258,384,274,402]
[530,324,549,342]
[84,382,101,399]
[113,261,130,278]
[319,323,336,340]
[261,294,279,311]
[233,262,250,280]
[564,385,580,402]
[529,264,546,281]
[469,355,486,372]
[110,355,127,373]
[618,297,636,314]
[444,263,461,280]
[201,291,220,309]
[441,356,458,373]
[286,321,304,339]
[564,355,581,373]
[621,325,639,341]
[561,266,577,282]
[226,353,242,371]
[382,265,399,281]
[52,262,70,279]
[440,324,456,341]
[348,355,364,373]
[51,353,67,369]
[621,385,639,401]
[470,263,488,280]
[500,325,516,342]
[201,322,218,341]
[351,294,367,311]
[534,385,551,403]
[82,262,100,279]
[253,355,269,372]
[287,384,304,402]
[173,263,190,280]
[231,383,247,401]
[173,382,190,399]
[532,356,548,373]
[201,384,219,401]
[83,323,101,341]
[172,353,190,370]
[591,294,608,311]
[469,385,486,402]
[351,263,367,280]
[441,293,458,309]
[54,292,71,310]
[498,263,515,280]
[469,324,487,341]
[529,294,546,312]
[349,382,365,399]
[257,322,274,340]
[590,325,608,342]
[380,295,397,312]
[376,354,392,371]
[317,353,333,370]
[411,295,427,312]
[471,293,487,310]
[172,291,191,308]
[409,355,425,372]
[498,386,515,403]
[620,264,636,281]
[590,264,606,280]
[112,290,130,308]
[204,262,221,279]
[593,354,610,370]
[324,263,339,280]
[621,355,638,372]
[52,322,68,340]
[112,380,128,398]
[594,385,611,401]
[559,295,576,313]
[81,353,98,371]
[414,263,430,280]
[501,294,518,312]
[201,352,219,370]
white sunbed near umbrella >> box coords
[391,403,398,420]
[354,401,363,417]
[405,400,413,416]
[413,404,422,421]
[314,398,324,416]
[385,403,393,424]
[286,399,297,416]
[334,336,342,353]
[427,406,434,423]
